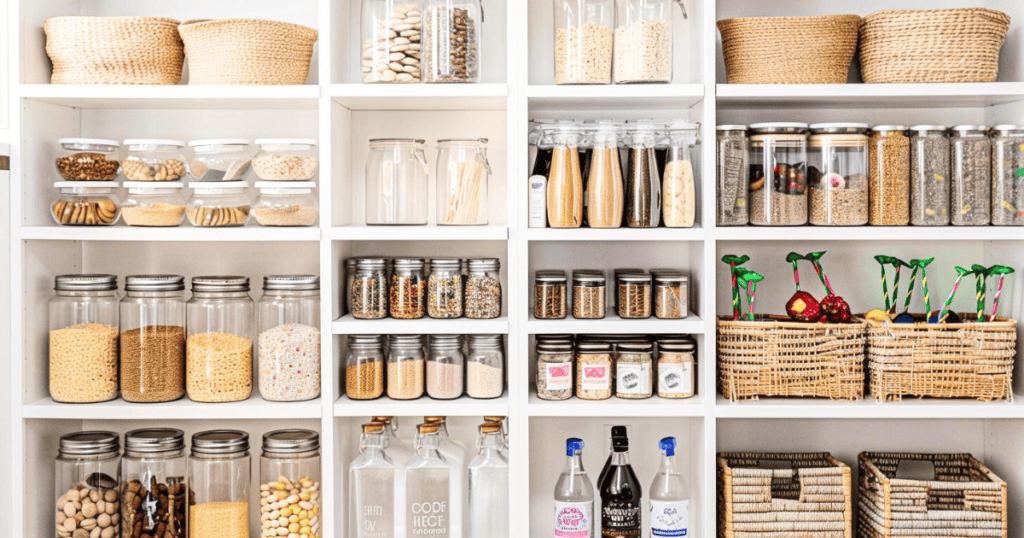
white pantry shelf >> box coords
[525,226,704,242]
[19,226,322,242]
[330,83,508,110]
[333,314,510,334]
[334,395,510,417]
[527,83,705,110]
[526,311,704,334]
[19,84,320,109]
[528,393,705,417]
[23,395,323,420]
[714,226,1024,242]
[331,224,509,241]
[716,82,1024,108]
[715,395,1024,419]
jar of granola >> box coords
[575,342,612,400]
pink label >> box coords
[581,365,610,391]
[546,363,572,390]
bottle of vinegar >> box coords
[555,437,595,538]
[599,427,642,537]
[649,437,689,537]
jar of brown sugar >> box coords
[120,275,186,403]
[534,270,567,319]
[575,342,612,400]
[617,272,652,319]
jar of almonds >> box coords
[55,431,121,538]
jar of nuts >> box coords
[188,139,252,181]
[188,430,251,538]
[186,182,252,227]
[351,258,389,319]
[252,182,318,227]
[56,138,121,180]
[51,182,121,226]
[361,0,426,83]
[122,139,187,181]
[55,431,121,538]
[121,428,187,538]
[465,258,502,319]
[122,182,187,227]
[253,139,319,181]
[423,0,482,83]
[260,430,322,538]
[49,274,120,403]
[534,270,568,320]
[185,277,254,403]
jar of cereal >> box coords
[257,276,321,402]
[186,277,254,403]
[49,274,119,403]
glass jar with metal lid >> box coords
[536,341,574,400]
[388,334,426,400]
[344,257,359,316]
[51,181,121,226]
[120,275,186,403]
[188,430,250,538]
[572,271,606,319]
[808,123,869,226]
[909,125,951,226]
[576,341,613,401]
[188,139,252,181]
[260,429,322,538]
[717,125,749,225]
[615,341,653,399]
[869,125,911,225]
[122,139,187,181]
[257,276,321,403]
[950,125,992,226]
[55,431,121,538]
[121,428,187,538]
[991,125,1024,226]
[467,334,504,399]
[427,258,464,318]
[427,335,465,399]
[122,181,187,227]
[350,257,388,319]
[534,270,568,320]
[252,182,319,227]
[465,258,502,319]
[49,274,119,403]
[390,258,427,319]
[656,341,694,399]
[749,123,809,226]
[346,334,385,400]
[252,139,319,181]
[365,138,429,225]
[437,138,490,225]
[617,272,652,319]
[56,138,121,180]
[185,276,253,403]
[654,272,688,319]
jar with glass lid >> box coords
[991,125,1024,226]
[465,258,502,319]
[662,120,699,227]
[554,0,614,84]
[543,122,585,227]
[51,182,121,226]
[346,334,385,400]
[616,341,653,399]
[188,139,252,181]
[427,258,463,318]
[868,125,910,225]
[350,257,388,319]
[437,138,490,225]
[121,428,187,538]
[121,181,187,227]
[427,335,464,399]
[583,120,625,228]
[366,138,429,225]
[909,125,951,226]
[573,271,606,319]
[390,258,427,319]
[388,334,426,399]
[624,119,662,227]
[717,125,749,225]
[252,182,318,227]
[186,276,253,403]
[617,272,652,319]
[260,429,322,538]
[576,341,613,400]
[951,125,992,225]
[534,270,568,320]
[361,0,425,83]
[467,334,503,399]
[186,181,252,227]
[188,430,250,538]
[536,342,574,400]
[55,431,121,538]
[257,276,321,402]
[808,123,869,226]
[252,139,318,181]
[120,275,186,403]
[50,274,119,403]
[422,0,482,82]
[55,138,120,180]
[749,123,808,225]
[613,0,686,83]
[657,341,694,398]
[122,139,187,181]
[654,272,688,319]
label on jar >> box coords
[545,362,573,391]
[651,500,690,537]
[581,364,611,391]
[658,363,692,395]
[555,500,593,538]
[616,363,650,395]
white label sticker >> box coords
[651,499,689,537]
[555,500,593,538]
[658,363,693,395]
[545,362,573,391]
[580,364,611,391]
[616,362,651,395]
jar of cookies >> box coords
[186,182,252,227]
[55,138,120,180]
[51,182,121,226]
[122,139,187,181]
[55,431,121,538]
[188,139,252,181]
[49,274,120,403]
[749,123,808,226]
[121,429,187,538]
[122,182,187,227]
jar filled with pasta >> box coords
[572,271,606,319]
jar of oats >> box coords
[869,125,911,225]
[186,276,254,403]
[188,430,250,538]
[49,274,120,403]
[55,431,121,538]
[536,342,574,400]
[617,272,652,319]
[390,258,427,319]
[387,334,425,400]
[575,342,612,400]
[572,271,606,319]
[534,270,568,319]
[257,276,321,402]
[259,430,321,538]
[346,335,385,400]
[656,341,694,399]
[120,275,186,403]
[615,341,653,399]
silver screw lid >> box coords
[125,274,185,292]
[468,258,500,271]
[429,258,461,270]
[59,431,120,457]
[430,334,463,348]
[55,274,117,292]
[263,429,320,455]
[191,430,249,455]
[535,270,567,283]
[125,428,185,454]
[264,275,320,291]
[468,334,503,347]
[192,276,250,292]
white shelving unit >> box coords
[6,0,1024,537]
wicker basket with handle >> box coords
[44,16,184,85]
[178,19,318,85]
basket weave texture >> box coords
[178,19,318,85]
[718,452,853,538]
[717,315,866,401]
[44,16,184,85]
[858,452,1008,538]
[717,15,862,84]
[859,8,1011,83]
[867,315,1016,402]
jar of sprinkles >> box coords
[257,275,321,402]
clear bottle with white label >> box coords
[406,423,452,538]
[373,416,413,538]
[649,437,689,538]
[424,417,465,536]
[555,438,594,538]
[468,422,509,538]
[350,422,395,538]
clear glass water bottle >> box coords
[373,416,413,538]
[350,422,395,538]
[554,437,594,538]
[649,437,689,537]
[467,422,509,538]
[406,422,452,537]
[424,416,465,535]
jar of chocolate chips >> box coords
[121,428,187,538]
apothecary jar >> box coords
[55,431,121,538]
[366,138,429,225]
[49,274,120,404]
[422,0,483,83]
[613,0,687,84]
[361,0,426,83]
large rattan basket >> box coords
[859,8,1011,83]
[44,16,184,85]
[178,19,318,85]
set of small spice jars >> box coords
[55,428,322,538]
[534,334,696,401]
[533,268,688,320]
[345,334,505,401]
[345,257,503,320]
[716,123,1024,226]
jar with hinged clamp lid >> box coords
[624,119,663,227]
[662,120,699,227]
[366,138,429,225]
[437,138,490,225]
[554,0,615,84]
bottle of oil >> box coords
[599,426,642,537]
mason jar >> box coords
[122,139,187,181]
[534,270,568,320]
[717,125,749,225]
[390,258,427,319]
[909,125,951,226]
[615,341,653,399]
[252,182,318,227]
[613,0,686,83]
[188,139,252,181]
[120,275,186,403]
[361,0,426,83]
[951,125,992,226]
[388,334,426,400]
[624,119,662,227]
[257,276,321,402]
[186,277,254,403]
[346,334,385,400]
[991,124,1024,226]
[575,341,613,400]
[252,139,319,181]
[808,123,869,226]
[536,342,574,400]
[465,258,502,319]
[654,272,688,319]
[868,126,911,225]
[188,431,250,538]
[466,334,504,399]
[51,182,121,226]
[423,0,482,82]
[366,139,429,225]
[260,430,322,538]
[121,181,187,227]
[437,138,490,225]
[427,258,463,318]
[49,274,119,403]
[186,181,252,227]
[350,257,388,319]
[553,0,615,84]
[54,431,120,538]
[121,429,187,538]
[427,334,464,399]
[749,123,809,225]
[662,120,699,227]
[55,138,120,180]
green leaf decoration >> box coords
[786,252,804,263]
[721,254,750,265]
[955,266,971,277]
[988,265,1015,276]
[804,251,826,263]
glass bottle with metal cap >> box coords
[260,430,322,538]
[121,428,187,538]
[391,258,427,319]
[186,276,254,403]
[346,334,385,400]
[351,257,389,319]
[465,258,502,319]
[428,335,465,399]
[257,275,321,402]
[120,275,186,403]
[468,421,509,538]
[350,422,395,538]
[427,258,464,319]
[467,334,504,399]
[55,431,121,538]
[188,430,250,538]
[49,274,119,403]
[406,422,453,538]
[388,334,426,400]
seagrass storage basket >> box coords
[44,16,184,84]
[178,19,318,85]
[858,452,1008,538]
[859,8,1011,83]
[718,452,853,538]
[867,315,1016,402]
[717,315,866,401]
[717,15,861,84]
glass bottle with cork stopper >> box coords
[468,421,509,537]
[406,422,452,538]
[423,416,465,536]
[349,422,395,538]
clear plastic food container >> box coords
[361,0,425,83]
[51,182,121,226]
[423,0,482,82]
[909,125,950,226]
[868,126,910,225]
[662,120,699,227]
[188,139,252,181]
[186,181,252,227]
[749,123,808,226]
[613,0,686,84]
[252,182,318,227]
[991,124,1024,226]
[554,0,615,84]
[55,138,121,180]
[716,125,749,225]
[950,125,992,226]
[252,139,319,181]
[121,181,187,227]
[122,139,187,181]
[808,123,869,226]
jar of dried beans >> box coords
[252,182,319,227]
[122,181,187,227]
[56,138,120,180]
[534,270,568,319]
[624,119,662,227]
[656,341,694,399]
[389,258,426,319]
[186,181,252,227]
[427,258,463,318]
[350,257,388,319]
[613,0,685,83]
[615,341,653,399]
[55,431,121,538]
[654,272,688,319]
[365,138,429,225]
[465,258,502,319]
[120,274,186,403]
[749,123,808,226]
[951,125,992,226]
[437,138,490,225]
[575,342,612,400]
[188,139,252,181]
[991,125,1024,226]
[121,429,187,538]
[186,276,254,403]
[554,0,614,84]
[388,335,426,399]
[868,125,910,225]
[536,342,574,400]
[361,0,425,83]
[467,334,504,399]
[909,125,951,225]
[188,430,250,538]
[717,125,749,225]
[49,274,120,403]
[423,0,482,83]
[346,335,385,400]
[617,272,652,319]
[259,430,322,538]
[427,335,464,399]
[572,271,606,319]
[51,182,121,226]
[808,123,869,226]
[122,139,187,181]
[257,276,321,402]
[662,121,699,228]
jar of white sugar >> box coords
[467,334,504,399]
[257,276,321,402]
[613,0,686,84]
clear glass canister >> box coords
[366,138,429,225]
[616,341,653,399]
[122,139,187,181]
[465,258,502,319]
[120,275,186,403]
[257,276,321,402]
[252,139,319,181]
[390,258,427,319]
[427,258,463,318]
[554,0,614,84]
[186,182,252,227]
[252,182,318,227]
[361,0,425,83]
[576,341,613,400]
[346,334,385,400]
[951,125,992,225]
[49,274,119,403]
[260,430,322,538]
[467,334,503,399]
[909,125,951,225]
[869,125,911,225]
[350,257,388,319]
[55,431,121,538]
[573,271,606,319]
[387,334,425,399]
[188,139,252,181]
[534,270,568,320]
[537,342,574,400]
[654,272,688,319]
[657,341,694,398]
[56,138,120,180]
[584,120,624,228]
[122,428,187,538]
[717,125,749,225]
[122,181,187,227]
[51,182,121,226]
[186,277,254,403]
[188,430,250,538]
[808,123,869,226]
[543,122,584,227]
[624,119,662,227]
[991,124,1024,226]
[613,0,685,83]
[617,272,652,319]
[663,120,699,227]
[423,0,481,82]
[749,123,808,225]
[427,334,464,399]
[437,138,490,225]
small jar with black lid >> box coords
[653,272,688,319]
[534,270,567,319]
[55,431,121,538]
[188,430,250,538]
[575,341,613,400]
[260,430,322,538]
[615,341,653,399]
[572,271,606,319]
[617,272,652,319]
[121,428,187,538]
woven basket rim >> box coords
[717,314,866,328]
[45,15,181,25]
[863,7,1009,23]
[864,313,1016,329]
[717,13,861,27]
[178,18,318,36]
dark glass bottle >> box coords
[533,145,553,178]
[599,426,642,538]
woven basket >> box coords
[858,452,1007,538]
[859,9,1011,83]
[719,452,853,538]
[867,315,1016,402]
[717,315,866,401]
[717,15,861,84]
[44,17,183,85]
[178,19,318,85]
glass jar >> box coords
[252,182,318,227]
[654,272,688,319]
[122,429,187,538]
[350,257,388,319]
[465,258,502,319]
[554,0,614,84]
[909,125,951,226]
[186,182,252,227]
[423,0,482,82]
[260,430,322,538]
[120,275,186,403]
[257,276,321,402]
[51,182,121,226]
[808,123,869,226]
[49,274,119,403]
[390,258,427,319]
[749,123,809,226]
[366,138,429,225]
[624,119,662,227]
[617,272,652,319]
[346,335,385,400]
[437,138,490,225]
[122,139,187,181]
[467,334,504,399]
[427,258,463,318]
[657,341,694,398]
[576,341,613,400]
[991,125,1024,226]
[427,335,464,399]
[361,0,425,83]
[252,139,319,181]
[537,342,574,400]
[56,138,120,180]
[188,139,252,181]
[717,125,749,226]
[951,125,992,226]
[55,431,121,538]
[868,125,910,225]
[616,341,653,399]
[387,335,425,399]
[188,430,250,538]
[534,270,568,319]
[543,122,585,227]
[344,257,359,317]
[572,271,606,319]
[583,120,625,228]
[186,277,254,403]
[121,181,187,227]
[663,121,699,227]
[613,0,685,83]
